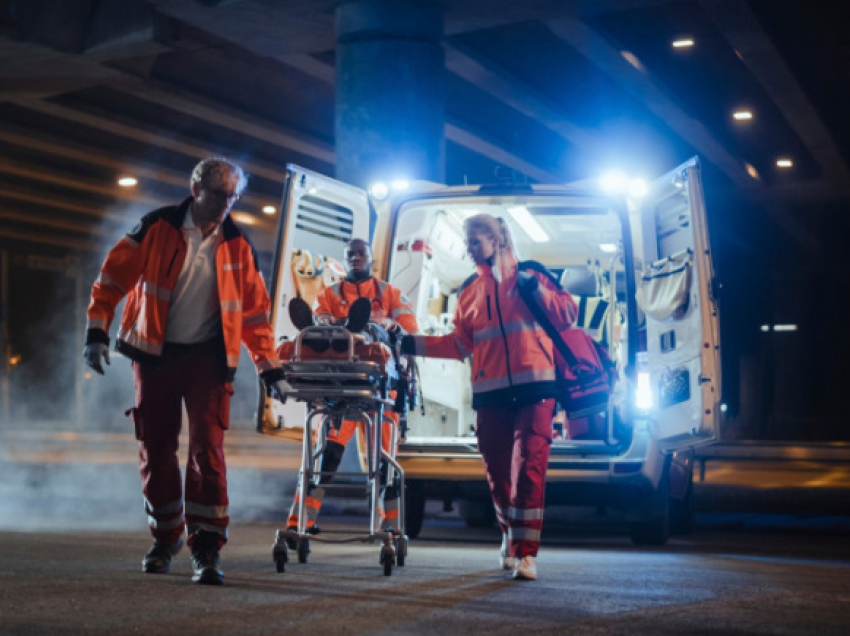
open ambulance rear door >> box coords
[257,164,371,438]
[637,157,722,452]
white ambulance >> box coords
[259,157,721,545]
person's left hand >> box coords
[267,379,291,403]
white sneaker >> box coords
[499,534,515,570]
[512,555,537,580]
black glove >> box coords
[83,343,110,375]
[399,335,416,356]
[516,271,538,292]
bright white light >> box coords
[720,403,728,413]
[733,110,753,121]
[262,205,276,215]
[628,178,648,198]
[773,324,797,332]
[391,179,409,191]
[599,170,629,194]
[636,372,653,410]
[672,38,694,48]
[117,176,138,187]
[308,187,318,195]
[507,206,549,243]
[369,182,389,200]
[776,158,793,169]
[760,325,771,332]
[599,243,618,253]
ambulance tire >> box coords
[458,498,497,529]
[404,481,426,539]
[669,477,694,535]
[629,472,671,546]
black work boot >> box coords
[142,537,183,574]
[190,531,224,585]
[288,297,315,330]
[345,297,372,334]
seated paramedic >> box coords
[285,238,419,536]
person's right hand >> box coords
[83,343,110,375]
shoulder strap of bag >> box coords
[516,274,580,368]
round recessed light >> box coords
[262,205,276,215]
[117,176,138,187]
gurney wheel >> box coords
[272,544,288,573]
[297,538,310,564]
[395,536,407,567]
[380,545,394,576]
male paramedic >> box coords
[83,157,288,586]
[285,238,419,536]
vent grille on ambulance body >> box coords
[295,194,355,244]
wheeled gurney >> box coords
[270,324,409,576]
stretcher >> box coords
[270,324,409,576]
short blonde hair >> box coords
[190,157,248,194]
[464,213,519,259]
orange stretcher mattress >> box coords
[276,339,393,368]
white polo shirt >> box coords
[165,211,222,344]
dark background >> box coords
[2,0,849,439]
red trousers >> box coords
[131,339,232,549]
[476,398,555,558]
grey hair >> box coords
[190,157,248,193]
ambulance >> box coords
[259,156,721,545]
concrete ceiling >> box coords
[2,0,849,274]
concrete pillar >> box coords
[335,0,445,189]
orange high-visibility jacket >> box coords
[85,198,280,382]
[316,277,419,334]
[409,263,577,408]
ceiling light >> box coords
[773,324,797,332]
[230,212,258,226]
[599,243,618,253]
[507,206,549,243]
[117,176,138,187]
[776,158,793,169]
[391,179,409,191]
[733,110,753,121]
[745,163,760,179]
[620,50,646,72]
[672,38,694,49]
[262,205,276,215]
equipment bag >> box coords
[517,269,616,420]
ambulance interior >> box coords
[387,197,635,449]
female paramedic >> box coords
[400,213,576,580]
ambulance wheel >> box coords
[404,481,426,539]
[297,538,310,563]
[458,498,496,529]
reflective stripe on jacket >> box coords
[315,277,418,334]
[409,264,577,408]
[85,197,280,381]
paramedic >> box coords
[286,238,419,536]
[82,157,288,586]
[400,214,576,580]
